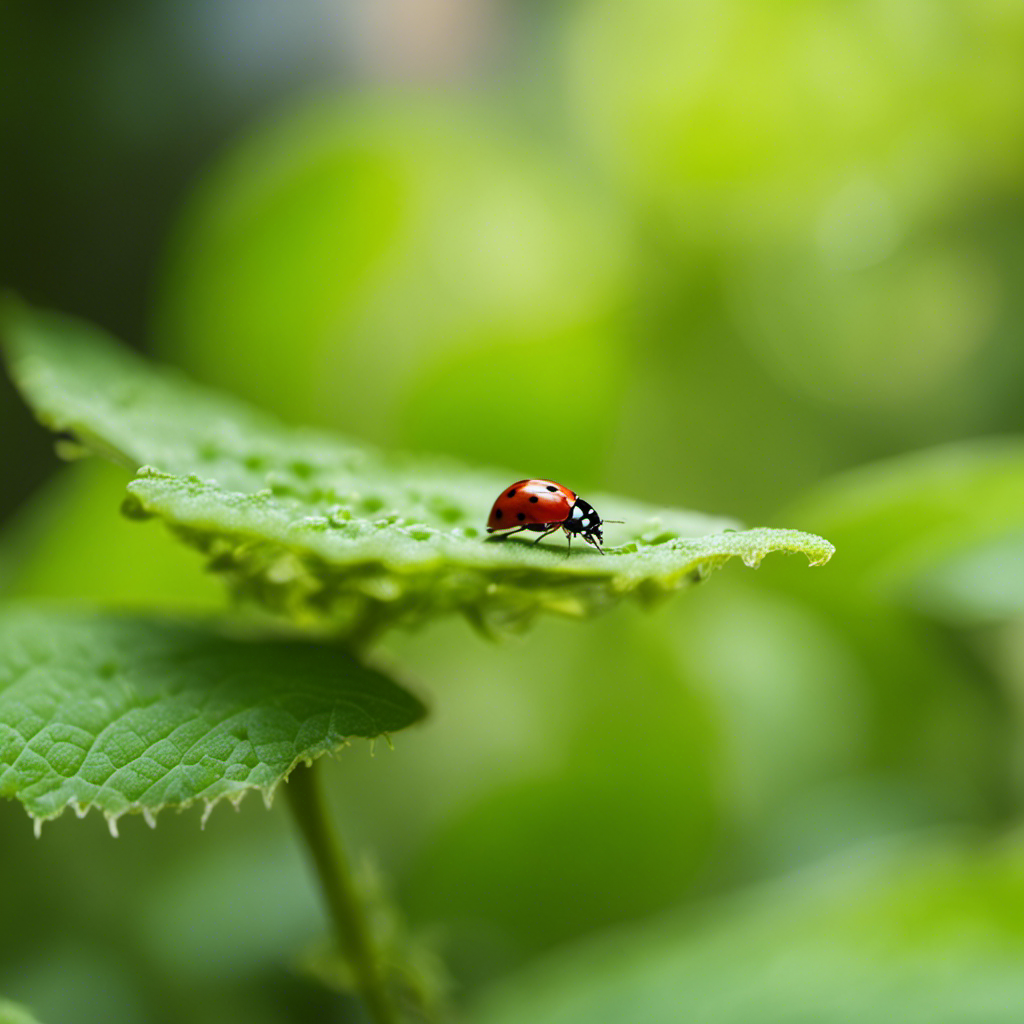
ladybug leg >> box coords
[486,526,530,542]
[530,525,562,546]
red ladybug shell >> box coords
[487,479,576,531]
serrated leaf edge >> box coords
[24,740,384,838]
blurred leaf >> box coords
[0,606,425,830]
[0,460,224,609]
[566,1,1024,245]
[470,835,1024,1024]
[1,302,833,636]
[738,443,1024,838]
[402,613,720,974]
[907,532,1024,625]
[153,94,634,479]
[729,239,1000,413]
[0,1002,45,1024]
[663,577,1009,867]
[783,440,1024,608]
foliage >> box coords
[782,439,1024,608]
[0,298,834,1023]
[1,300,833,637]
[4,3,1024,1022]
[470,836,1024,1024]
[0,607,424,831]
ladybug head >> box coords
[564,498,605,550]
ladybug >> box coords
[486,479,619,554]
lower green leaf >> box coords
[469,835,1024,1024]
[0,607,425,832]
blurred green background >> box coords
[3,2,1024,1022]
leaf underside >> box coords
[0,607,425,829]
[1,301,834,634]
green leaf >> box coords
[781,440,1024,611]
[0,606,425,831]
[0,460,225,610]
[0,1001,45,1024]
[1,300,833,633]
[907,532,1024,624]
[469,836,1024,1024]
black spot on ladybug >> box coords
[507,489,517,497]
[517,512,526,521]
[546,485,557,491]
[529,496,539,503]
[494,508,503,519]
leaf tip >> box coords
[807,542,836,567]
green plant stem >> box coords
[285,760,400,1024]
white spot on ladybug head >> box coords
[571,506,583,519]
